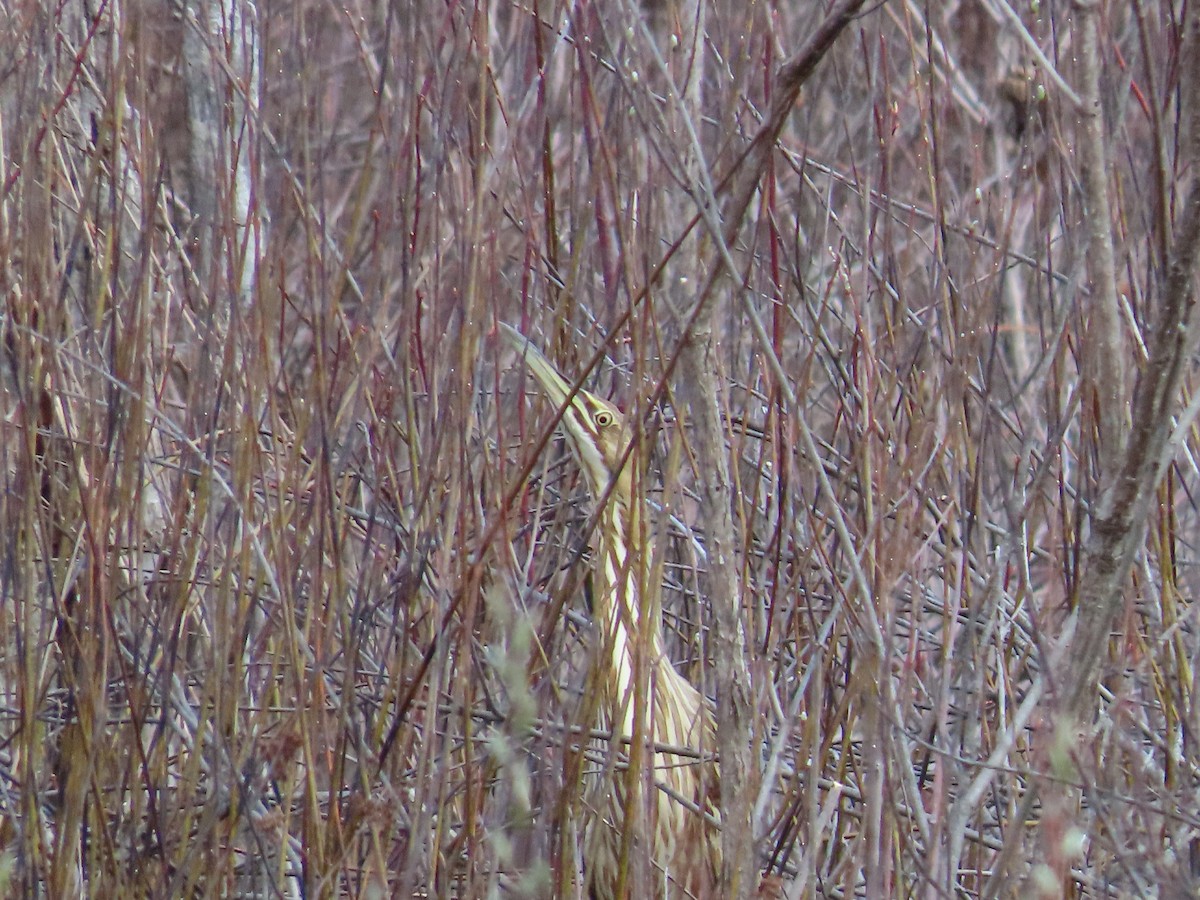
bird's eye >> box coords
[595,411,613,428]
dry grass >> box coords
[1,0,1199,897]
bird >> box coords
[500,323,720,899]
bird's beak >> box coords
[499,322,587,425]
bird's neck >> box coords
[593,490,671,735]
[593,488,656,629]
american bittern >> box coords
[501,324,720,899]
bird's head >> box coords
[500,323,633,498]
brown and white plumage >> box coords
[502,324,720,899]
